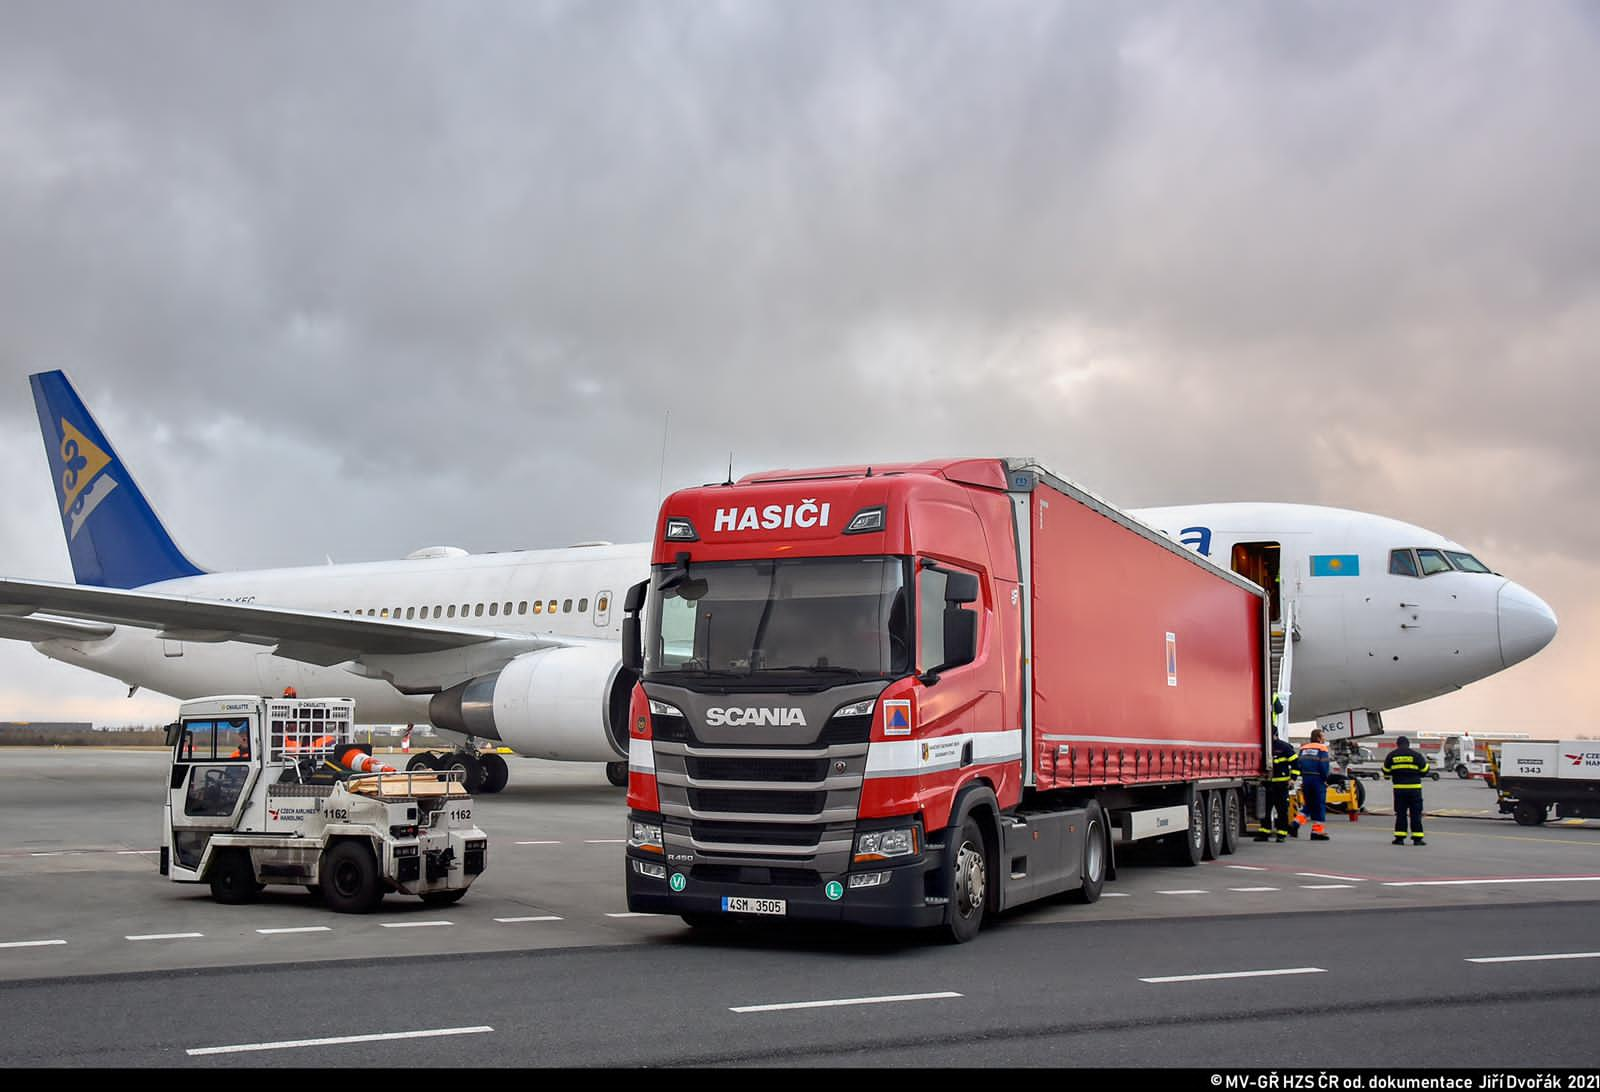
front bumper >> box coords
[625,846,950,929]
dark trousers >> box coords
[1394,787,1424,837]
[1302,777,1327,823]
[1266,782,1291,835]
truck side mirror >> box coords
[944,571,979,605]
[621,579,649,673]
[164,721,184,748]
[942,606,977,670]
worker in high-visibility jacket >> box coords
[1296,729,1333,841]
[1383,735,1431,845]
[1255,733,1299,842]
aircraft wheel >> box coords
[479,753,510,794]
[441,751,484,793]
[406,753,438,772]
[606,761,629,788]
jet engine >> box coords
[428,644,635,762]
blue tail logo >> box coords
[30,370,205,588]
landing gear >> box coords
[479,753,509,794]
[606,761,629,788]
[440,751,484,793]
[406,753,438,772]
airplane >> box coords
[0,371,1558,794]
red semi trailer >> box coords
[621,458,1269,941]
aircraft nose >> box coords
[1498,580,1558,668]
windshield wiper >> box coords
[759,665,876,678]
[656,667,750,680]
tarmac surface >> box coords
[3,749,1598,1066]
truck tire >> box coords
[320,841,384,913]
[606,761,629,788]
[1203,790,1224,861]
[208,850,263,905]
[479,753,510,794]
[943,817,988,943]
[406,753,438,772]
[1171,792,1205,866]
[1068,804,1107,904]
[1456,764,1470,780]
[420,889,467,906]
[1221,789,1242,855]
[442,752,484,793]
[1514,800,1548,827]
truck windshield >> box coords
[645,556,912,682]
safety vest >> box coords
[1298,741,1330,779]
[1384,749,1431,789]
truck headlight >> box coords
[854,826,918,862]
[629,820,663,853]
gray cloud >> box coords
[0,1,1594,727]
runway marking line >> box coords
[1295,872,1366,882]
[515,840,562,845]
[126,932,203,941]
[1226,865,1268,871]
[1156,889,1208,895]
[1102,892,1131,897]
[585,839,626,844]
[605,912,652,918]
[1141,967,1326,984]
[732,991,962,1014]
[0,939,67,949]
[187,1025,494,1056]
[379,920,454,929]
[495,916,563,923]
[1228,886,1280,892]
[257,926,332,935]
[1466,952,1600,964]
[1300,884,1355,890]
[1376,871,1600,877]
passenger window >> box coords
[533,601,543,614]
[563,599,573,613]
[1417,548,1452,576]
[447,605,457,618]
[489,602,499,616]
[475,603,485,617]
[380,608,390,619]
[578,598,589,613]
[1389,549,1419,578]
[518,601,528,615]
[406,607,415,619]
[433,606,442,619]
[504,601,513,615]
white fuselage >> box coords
[34,503,1557,743]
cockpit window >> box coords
[1444,550,1492,574]
[1416,548,1453,576]
[1389,549,1420,578]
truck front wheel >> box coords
[1514,800,1548,827]
[606,761,629,788]
[321,841,384,913]
[944,817,988,943]
[208,850,263,905]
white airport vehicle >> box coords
[1493,741,1600,827]
[162,695,487,911]
[0,371,1559,794]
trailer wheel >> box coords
[1068,805,1107,904]
[606,761,629,788]
[406,753,438,772]
[1171,792,1205,866]
[208,850,263,905]
[320,841,384,913]
[943,817,988,943]
[420,889,467,906]
[1221,789,1242,855]
[1514,800,1548,827]
[479,753,510,794]
[1203,790,1225,860]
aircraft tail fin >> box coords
[28,370,205,588]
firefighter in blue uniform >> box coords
[1296,729,1332,841]
[1383,735,1431,845]
[1256,732,1299,842]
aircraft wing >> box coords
[0,577,573,679]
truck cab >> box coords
[163,695,488,911]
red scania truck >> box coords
[621,458,1269,941]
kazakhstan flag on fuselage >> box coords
[1310,554,1361,577]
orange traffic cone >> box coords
[340,748,397,775]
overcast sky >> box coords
[1,1,1594,734]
